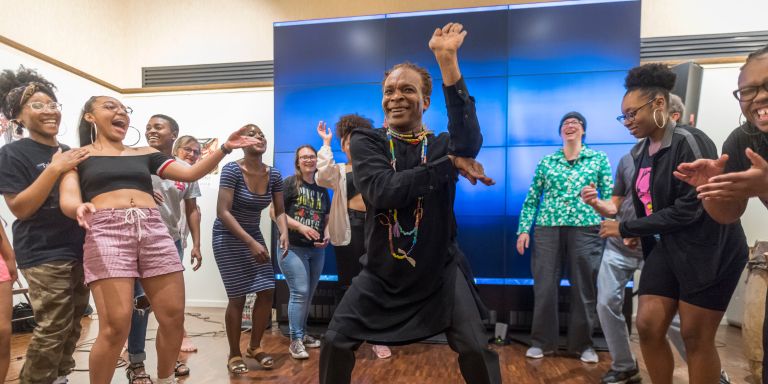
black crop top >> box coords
[77,152,175,202]
[345,171,359,201]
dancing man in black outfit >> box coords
[319,22,501,384]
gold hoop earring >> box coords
[91,122,97,144]
[653,108,666,129]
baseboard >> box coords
[186,300,228,308]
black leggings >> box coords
[333,209,365,288]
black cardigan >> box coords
[619,124,747,293]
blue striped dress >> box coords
[212,161,283,298]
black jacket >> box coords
[619,124,747,293]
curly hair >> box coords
[382,62,432,98]
[0,66,57,119]
[335,113,373,141]
[624,63,676,104]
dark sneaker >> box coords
[601,368,641,384]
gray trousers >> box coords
[319,267,501,384]
[596,246,642,372]
[531,226,603,353]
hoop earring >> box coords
[56,122,68,138]
[653,108,667,129]
[90,122,97,144]
[124,126,141,147]
[738,112,748,127]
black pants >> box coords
[319,267,501,384]
[333,209,365,288]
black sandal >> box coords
[126,362,153,384]
[174,360,190,377]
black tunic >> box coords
[328,78,482,343]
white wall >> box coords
[3,0,767,88]
[122,88,276,307]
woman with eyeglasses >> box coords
[214,124,289,374]
[0,67,90,384]
[674,44,768,383]
[600,63,747,384]
[57,96,259,384]
[515,111,613,363]
[271,144,330,360]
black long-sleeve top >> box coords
[619,124,747,294]
[327,77,482,343]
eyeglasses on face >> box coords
[181,147,201,156]
[561,119,582,127]
[616,98,655,124]
[27,102,62,112]
[733,80,768,102]
[299,155,317,161]
[99,102,133,115]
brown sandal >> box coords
[174,360,190,377]
[246,346,274,369]
[227,356,249,374]
[126,362,154,384]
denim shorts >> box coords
[82,208,183,284]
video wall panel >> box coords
[274,0,640,283]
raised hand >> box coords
[429,22,467,56]
[673,155,728,188]
[450,156,495,186]
[697,148,768,200]
[581,182,598,206]
[76,202,96,230]
[50,147,90,174]
[224,126,262,150]
[316,121,332,146]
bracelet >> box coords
[220,143,232,155]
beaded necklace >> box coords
[378,126,430,267]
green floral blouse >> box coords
[517,146,613,235]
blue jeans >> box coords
[277,246,325,341]
[596,246,642,372]
[127,239,183,363]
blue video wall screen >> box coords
[274,1,640,283]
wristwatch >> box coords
[220,143,232,154]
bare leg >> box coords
[89,278,135,384]
[678,301,725,383]
[249,289,274,348]
[141,272,185,379]
[636,294,677,384]
[225,296,246,357]
[0,281,12,382]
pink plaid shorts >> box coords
[0,256,10,282]
[82,208,183,284]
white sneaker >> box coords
[580,347,599,363]
[289,339,309,359]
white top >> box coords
[314,145,351,246]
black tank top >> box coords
[77,152,174,201]
[345,171,359,201]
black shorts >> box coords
[637,249,745,312]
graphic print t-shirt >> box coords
[635,150,654,217]
[283,175,330,247]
